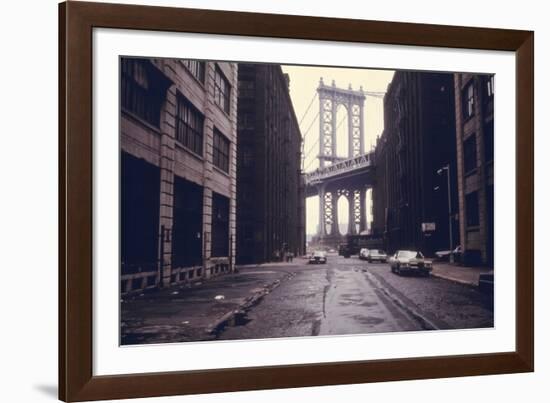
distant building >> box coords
[372,71,458,255]
[454,73,494,266]
[236,64,305,264]
[120,58,238,293]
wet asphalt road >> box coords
[218,255,493,341]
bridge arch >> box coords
[337,193,349,235]
[317,79,365,168]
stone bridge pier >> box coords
[316,183,369,247]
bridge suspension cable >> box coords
[300,112,320,170]
[304,154,318,172]
[302,112,349,172]
[303,138,319,161]
[298,92,318,129]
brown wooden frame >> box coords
[59,1,534,401]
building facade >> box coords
[454,73,494,266]
[372,71,458,256]
[236,64,305,264]
[120,57,238,294]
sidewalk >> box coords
[121,265,295,345]
[235,258,308,270]
[431,261,493,286]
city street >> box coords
[122,254,493,344]
[219,255,493,341]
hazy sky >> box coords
[281,65,394,235]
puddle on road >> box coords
[212,311,253,337]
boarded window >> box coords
[120,152,160,274]
[172,177,203,267]
[463,135,477,174]
[211,193,230,257]
[466,192,479,227]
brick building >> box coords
[453,73,494,266]
[236,64,305,264]
[120,57,238,293]
[372,71,458,255]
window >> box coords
[213,129,230,173]
[462,82,475,120]
[214,67,231,113]
[181,59,205,83]
[176,95,204,156]
[466,192,480,227]
[121,58,164,127]
[485,75,495,99]
[484,121,494,162]
[463,135,477,174]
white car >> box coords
[359,248,369,260]
[389,250,432,276]
[366,249,387,263]
[309,250,327,264]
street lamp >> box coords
[437,164,454,264]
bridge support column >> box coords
[360,188,367,233]
[318,184,326,236]
[331,190,339,236]
[348,192,357,235]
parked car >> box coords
[366,249,388,263]
[359,248,369,260]
[389,250,432,276]
[309,250,327,264]
[435,245,462,261]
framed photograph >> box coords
[59,1,534,401]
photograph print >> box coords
[119,57,495,345]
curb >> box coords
[364,270,441,331]
[430,272,479,287]
[204,272,295,336]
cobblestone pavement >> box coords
[121,255,494,345]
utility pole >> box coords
[438,164,454,264]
